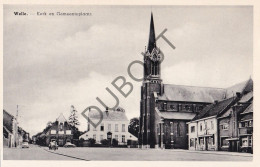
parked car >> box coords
[64,142,76,148]
[49,141,58,150]
[21,142,29,148]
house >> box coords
[217,79,253,152]
[35,113,73,146]
[188,97,237,151]
[80,107,137,145]
[238,92,253,153]
[3,110,16,147]
[138,12,253,149]
[3,109,30,147]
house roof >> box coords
[241,103,253,115]
[88,107,128,121]
[3,109,14,118]
[239,91,253,103]
[225,78,253,98]
[56,113,67,123]
[158,84,226,103]
[240,104,253,121]
[192,97,235,121]
[159,111,196,120]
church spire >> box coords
[148,12,156,53]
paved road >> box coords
[3,144,80,160]
[3,144,253,161]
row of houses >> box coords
[33,108,138,147]
[188,80,253,153]
[3,110,30,148]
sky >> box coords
[3,5,253,136]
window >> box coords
[93,134,96,140]
[122,124,125,132]
[200,123,202,131]
[100,135,103,141]
[221,137,229,147]
[59,123,63,131]
[191,126,195,133]
[221,124,228,130]
[208,137,214,145]
[108,124,111,131]
[205,122,208,130]
[245,122,248,127]
[58,130,64,134]
[178,104,182,111]
[242,137,248,147]
[115,135,118,141]
[51,130,56,134]
[200,138,204,145]
[100,123,104,131]
[211,121,214,130]
[249,121,253,127]
[122,135,125,143]
[115,124,118,132]
[170,105,175,110]
[163,103,167,110]
[66,130,71,134]
[190,138,195,147]
[249,136,252,146]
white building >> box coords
[80,107,137,145]
[188,98,235,151]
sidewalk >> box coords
[169,149,253,157]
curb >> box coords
[43,148,89,161]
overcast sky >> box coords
[4,5,253,136]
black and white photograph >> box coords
[2,4,256,163]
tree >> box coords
[128,117,139,138]
[68,105,83,140]
[68,105,80,128]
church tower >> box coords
[139,13,164,148]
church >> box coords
[138,13,251,149]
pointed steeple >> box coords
[148,12,156,53]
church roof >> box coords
[147,12,156,53]
[88,107,128,121]
[158,78,253,103]
[158,84,226,103]
[192,97,235,121]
